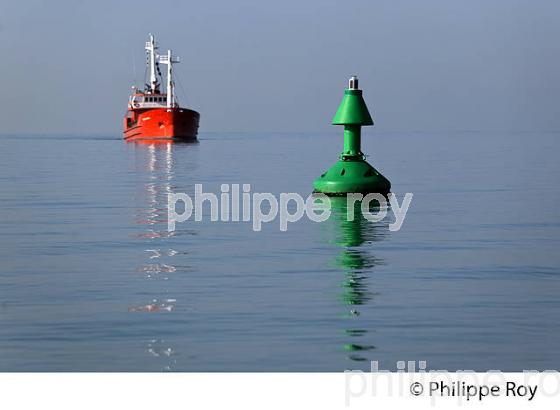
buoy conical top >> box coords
[332,76,373,126]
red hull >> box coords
[124,107,199,142]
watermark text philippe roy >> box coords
[167,184,413,232]
[345,361,560,406]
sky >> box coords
[0,0,558,135]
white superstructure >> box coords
[128,34,181,110]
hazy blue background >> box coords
[0,0,559,134]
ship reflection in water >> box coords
[325,197,389,363]
[128,140,197,371]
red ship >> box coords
[124,34,199,142]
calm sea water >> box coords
[1,131,559,371]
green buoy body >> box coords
[313,76,391,195]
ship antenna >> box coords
[167,50,174,108]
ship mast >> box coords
[145,34,159,93]
[158,49,180,108]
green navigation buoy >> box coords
[313,76,391,195]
